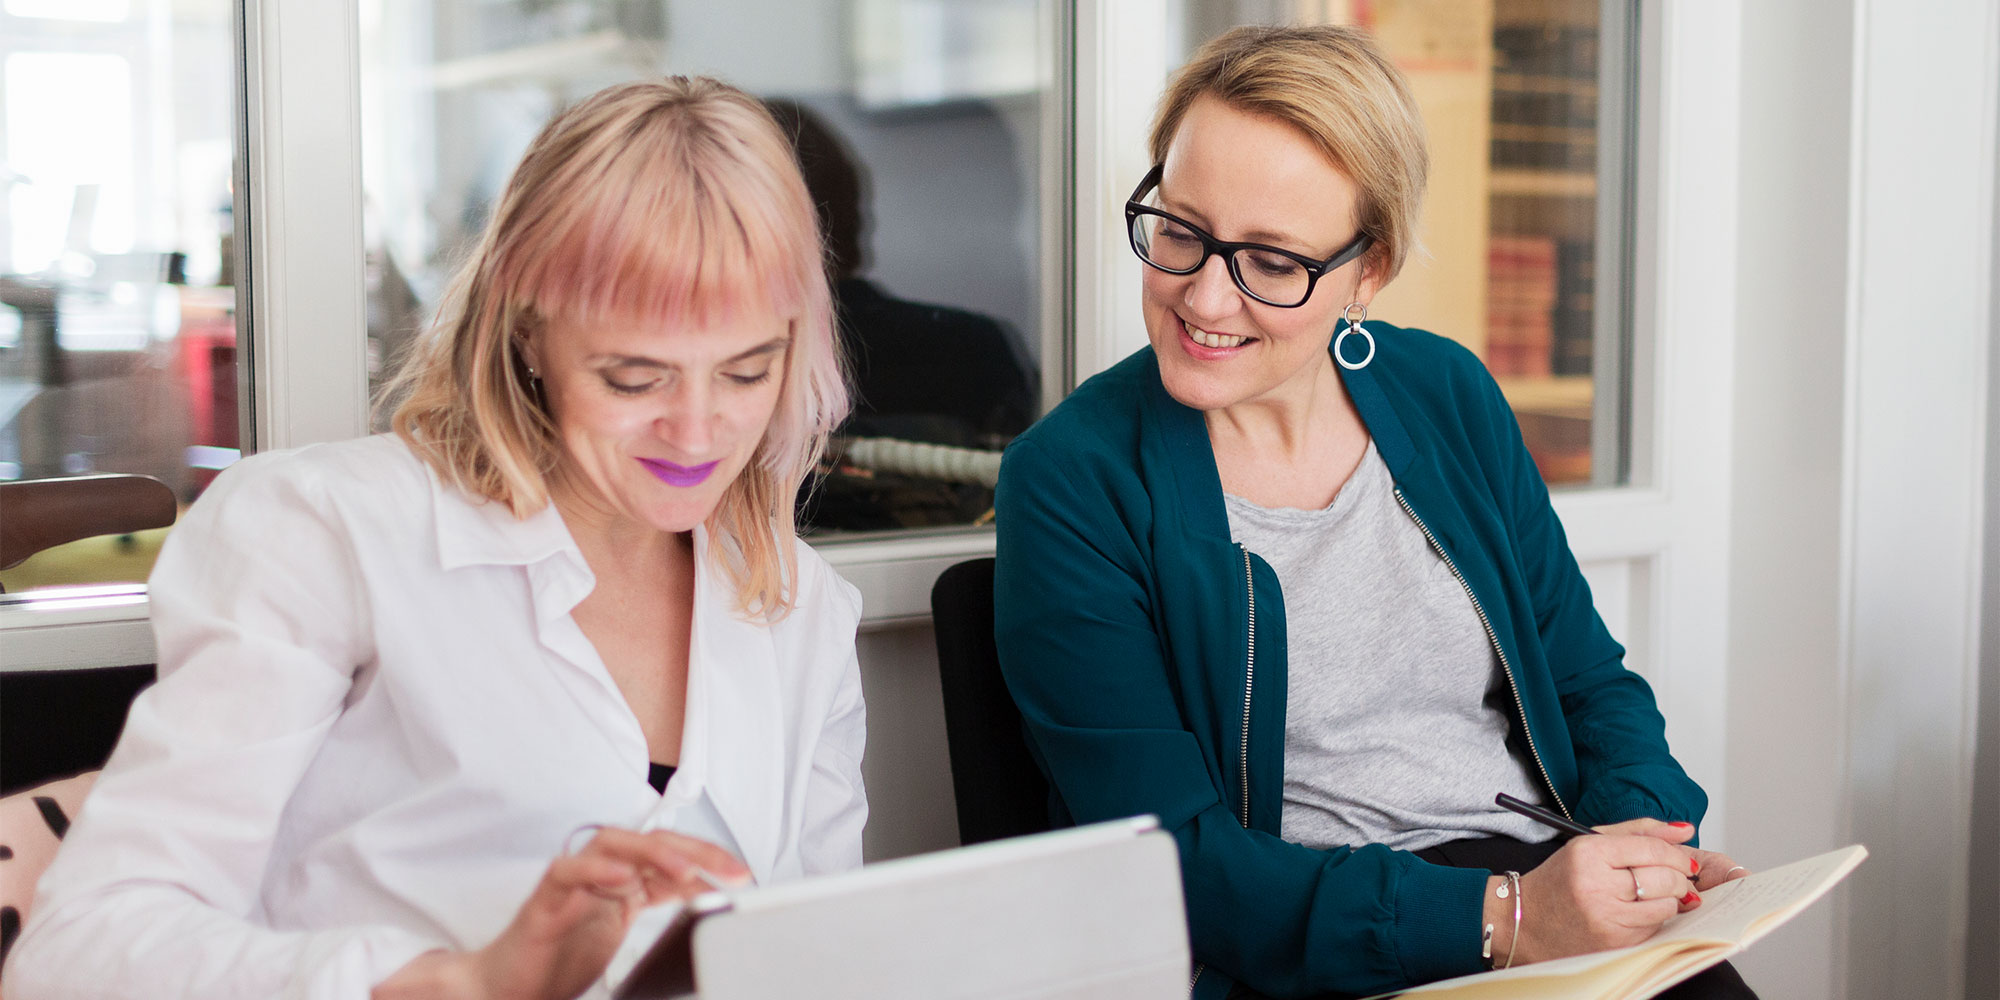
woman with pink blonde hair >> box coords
[8,76,865,1000]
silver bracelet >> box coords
[1502,870,1523,969]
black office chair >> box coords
[0,474,174,793]
[930,557,1053,845]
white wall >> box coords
[1840,3,1994,996]
[1968,89,2000,998]
[1721,2,1854,995]
[856,623,961,862]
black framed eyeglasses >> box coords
[1123,164,1373,308]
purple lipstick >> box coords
[638,457,719,488]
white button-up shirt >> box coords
[9,435,867,1000]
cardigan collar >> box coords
[1139,330,1420,543]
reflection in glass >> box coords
[766,99,1036,532]
[361,0,1058,534]
[1171,0,1627,487]
[0,1,240,592]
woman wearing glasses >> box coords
[994,26,1752,1000]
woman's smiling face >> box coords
[1141,95,1383,414]
[524,304,791,534]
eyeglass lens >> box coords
[1128,212,1314,307]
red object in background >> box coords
[172,294,238,493]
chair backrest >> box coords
[0,473,173,788]
[0,473,177,571]
[930,557,1051,845]
[0,664,157,796]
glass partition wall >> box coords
[0,0,242,593]
[1173,0,1633,487]
[357,0,1065,536]
[0,0,1635,597]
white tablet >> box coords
[613,815,1189,1000]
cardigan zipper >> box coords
[1393,488,1572,821]
[1191,545,1260,996]
[1238,544,1257,827]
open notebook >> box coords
[1368,844,1867,1000]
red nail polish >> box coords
[1668,821,1693,830]
[1682,891,1700,906]
[1691,858,1700,875]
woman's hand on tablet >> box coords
[375,827,749,1000]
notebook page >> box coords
[1369,845,1866,998]
[1650,844,1867,948]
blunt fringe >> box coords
[387,76,848,619]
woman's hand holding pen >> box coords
[374,827,750,1000]
[1496,819,1702,964]
[1483,794,1754,965]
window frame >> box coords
[1,0,1729,707]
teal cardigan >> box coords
[992,323,1706,999]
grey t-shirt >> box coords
[1224,441,1554,852]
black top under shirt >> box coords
[648,762,676,794]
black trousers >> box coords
[1224,835,1759,1000]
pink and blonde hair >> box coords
[389,76,848,618]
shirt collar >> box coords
[428,466,579,572]
[678,523,786,882]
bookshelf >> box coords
[1483,0,1605,484]
[1311,0,1616,485]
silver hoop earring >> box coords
[1335,302,1374,370]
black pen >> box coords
[1495,792,1599,839]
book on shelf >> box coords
[1491,23,1600,171]
[1487,235,1559,377]
[1366,844,1867,1000]
[1551,239,1595,376]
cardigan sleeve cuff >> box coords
[1391,858,1493,986]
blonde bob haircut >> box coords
[1149,24,1429,283]
[389,76,848,619]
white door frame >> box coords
[236,0,371,452]
[1839,3,1998,998]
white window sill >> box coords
[0,530,993,671]
[0,585,155,672]
[816,526,994,631]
